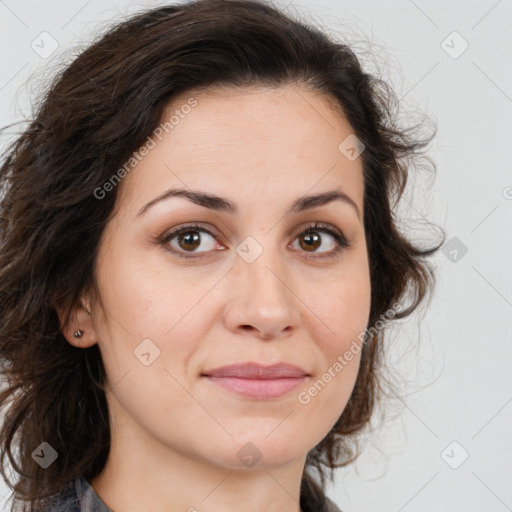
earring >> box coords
[74,329,84,338]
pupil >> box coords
[302,232,320,251]
[180,231,200,250]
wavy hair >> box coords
[0,0,445,510]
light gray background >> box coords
[0,1,511,511]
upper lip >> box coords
[201,362,309,379]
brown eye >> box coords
[160,223,221,258]
[298,231,322,252]
[177,231,201,251]
[159,222,350,260]
[292,223,350,258]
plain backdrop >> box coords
[0,1,511,511]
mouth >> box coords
[201,362,309,399]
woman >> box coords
[0,1,444,511]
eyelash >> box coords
[158,221,351,260]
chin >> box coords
[208,437,305,471]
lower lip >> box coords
[203,376,307,399]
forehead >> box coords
[117,84,364,218]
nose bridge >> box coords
[225,231,300,338]
[237,232,288,299]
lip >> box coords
[201,362,309,379]
[201,362,309,399]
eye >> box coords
[292,222,351,258]
[159,223,222,259]
[158,221,351,259]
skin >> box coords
[59,84,371,512]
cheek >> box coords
[307,269,371,350]
[317,292,367,386]
[300,269,370,421]
[95,237,177,332]
[298,280,369,430]
[93,244,214,375]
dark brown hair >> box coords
[0,0,445,510]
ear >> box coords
[55,295,97,348]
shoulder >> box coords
[45,478,112,512]
[324,495,344,512]
[42,479,80,512]
[300,474,344,512]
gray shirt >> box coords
[48,477,343,511]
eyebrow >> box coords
[136,187,362,222]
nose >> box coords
[223,243,301,340]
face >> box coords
[69,84,371,471]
